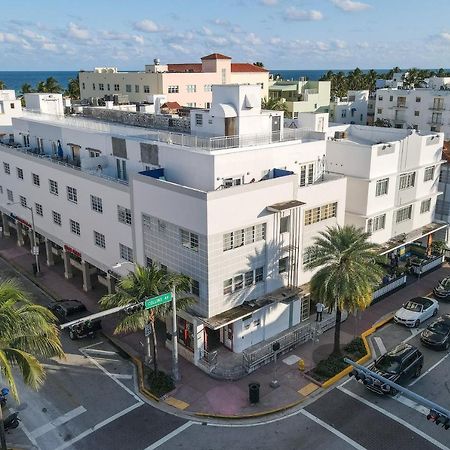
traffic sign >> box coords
[144,323,152,337]
[144,292,172,310]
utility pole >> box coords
[171,285,180,382]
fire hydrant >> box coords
[298,358,305,372]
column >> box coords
[27,229,33,253]
[81,260,92,292]
[193,319,205,364]
[45,238,54,266]
[106,273,115,294]
[16,223,24,247]
[62,250,73,279]
[1,213,10,237]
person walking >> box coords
[315,301,325,322]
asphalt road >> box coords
[2,256,450,450]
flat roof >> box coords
[267,200,305,212]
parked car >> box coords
[393,297,439,328]
[433,277,450,300]
[420,314,450,350]
[48,299,102,340]
[365,343,423,395]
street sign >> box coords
[144,292,172,310]
[144,323,152,337]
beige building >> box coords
[79,53,269,108]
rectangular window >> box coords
[49,179,58,196]
[278,256,289,274]
[375,178,389,196]
[67,186,78,204]
[180,229,199,252]
[378,96,383,101]
[91,195,103,213]
[144,85,150,93]
[195,114,203,126]
[396,205,413,223]
[190,279,200,296]
[223,278,233,295]
[135,85,139,93]
[341,110,347,118]
[223,223,266,251]
[168,85,179,93]
[304,202,337,226]
[414,111,420,116]
[186,84,196,93]
[117,205,132,225]
[420,198,431,214]
[3,163,10,174]
[157,220,166,233]
[52,211,61,226]
[255,267,264,283]
[7,189,13,202]
[99,83,104,91]
[119,243,133,262]
[125,84,131,93]
[70,219,80,235]
[234,274,243,291]
[280,216,290,234]
[416,97,421,102]
[299,163,314,187]
[244,270,254,287]
[389,95,393,102]
[94,230,106,248]
[92,83,95,91]
[377,108,382,114]
[32,173,40,186]
[424,166,435,182]
[399,172,415,190]
[367,214,386,233]
[204,84,212,92]
[16,167,23,179]
[35,203,43,216]
[19,195,27,207]
[114,84,120,91]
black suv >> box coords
[48,300,102,340]
[420,314,450,350]
[365,343,423,395]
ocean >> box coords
[0,71,77,93]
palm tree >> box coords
[20,83,33,95]
[64,75,80,99]
[262,97,287,112]
[100,264,194,373]
[0,279,64,449]
[0,81,6,90]
[305,225,383,355]
[253,62,264,68]
[35,77,62,94]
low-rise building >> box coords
[0,90,22,137]
[329,90,369,125]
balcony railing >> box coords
[429,106,445,111]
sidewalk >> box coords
[1,236,449,417]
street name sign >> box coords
[144,292,172,310]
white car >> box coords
[394,297,439,328]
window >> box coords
[91,195,103,213]
[3,163,10,174]
[195,114,203,126]
[32,173,40,186]
[399,172,415,190]
[92,83,95,91]
[168,85,179,93]
[279,257,288,274]
[244,270,254,287]
[341,110,347,118]
[19,195,27,207]
[304,202,337,226]
[107,83,110,91]
[221,68,226,84]
[187,84,196,93]
[234,274,243,291]
[49,179,58,196]
[280,216,290,233]
[378,96,383,101]
[414,111,420,117]
[160,264,167,273]
[114,84,120,91]
[396,205,412,223]
[223,176,243,188]
[67,186,78,203]
[145,256,153,267]
[144,85,150,93]
[376,178,389,196]
[135,85,139,93]
[7,189,13,202]
[205,102,211,109]
[223,278,233,295]
[119,243,133,262]
[189,279,200,296]
[99,83,104,91]
[180,229,199,252]
[377,108,382,114]
[389,95,393,102]
[255,267,264,283]
[52,211,61,226]
[424,166,435,182]
[16,167,23,179]
[82,82,85,90]
[125,84,131,93]
[223,267,264,294]
[367,214,386,233]
[94,230,106,248]
[186,102,196,107]
[35,203,43,216]
[118,205,132,225]
[299,163,314,186]
[204,84,212,92]
[420,198,431,214]
[0,186,2,194]
[70,219,80,236]
[303,248,319,266]
[416,97,421,102]
[158,220,166,233]
[223,223,266,251]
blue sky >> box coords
[2,0,450,70]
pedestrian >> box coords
[315,302,325,322]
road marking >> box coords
[282,355,301,365]
[394,394,429,415]
[53,402,143,450]
[144,421,195,449]
[300,410,367,450]
[299,383,319,396]
[338,386,450,450]
[110,373,133,380]
[409,351,450,387]
[373,336,386,355]
[31,406,87,438]
[164,396,190,410]
[83,348,118,356]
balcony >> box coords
[429,106,445,111]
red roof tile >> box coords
[231,63,268,73]
[161,102,181,109]
[167,63,202,73]
[201,53,232,60]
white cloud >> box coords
[68,23,89,40]
[207,35,228,45]
[212,18,229,26]
[100,31,145,45]
[440,32,450,41]
[269,37,282,45]
[201,26,213,36]
[134,19,159,33]
[0,32,21,43]
[42,42,58,52]
[169,43,190,54]
[331,0,371,12]
[261,0,278,5]
[246,32,262,46]
[285,7,323,21]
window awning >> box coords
[66,143,81,148]
[86,147,102,153]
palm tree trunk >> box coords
[333,307,342,355]
[0,406,7,450]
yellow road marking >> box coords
[298,383,319,396]
[164,396,190,410]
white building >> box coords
[329,90,369,125]
[24,93,64,116]
[374,76,450,138]
[0,83,444,374]
[0,90,22,138]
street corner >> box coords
[298,382,320,397]
[164,396,190,410]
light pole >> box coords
[8,202,40,274]
[171,285,180,382]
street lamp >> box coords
[7,202,40,274]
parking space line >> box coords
[143,421,195,450]
[300,410,367,450]
[83,348,118,356]
[394,395,429,415]
[30,406,87,438]
[409,351,450,387]
[373,337,386,355]
[338,386,450,450]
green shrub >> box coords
[344,337,365,357]
[313,354,348,380]
[147,370,175,397]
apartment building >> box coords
[0,84,444,375]
[374,76,450,138]
[329,90,369,125]
[269,79,331,118]
[79,53,269,108]
[0,90,22,136]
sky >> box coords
[2,0,450,71]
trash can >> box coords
[249,382,260,404]
[32,263,37,276]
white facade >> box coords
[329,90,369,125]
[25,93,64,116]
[0,90,22,136]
